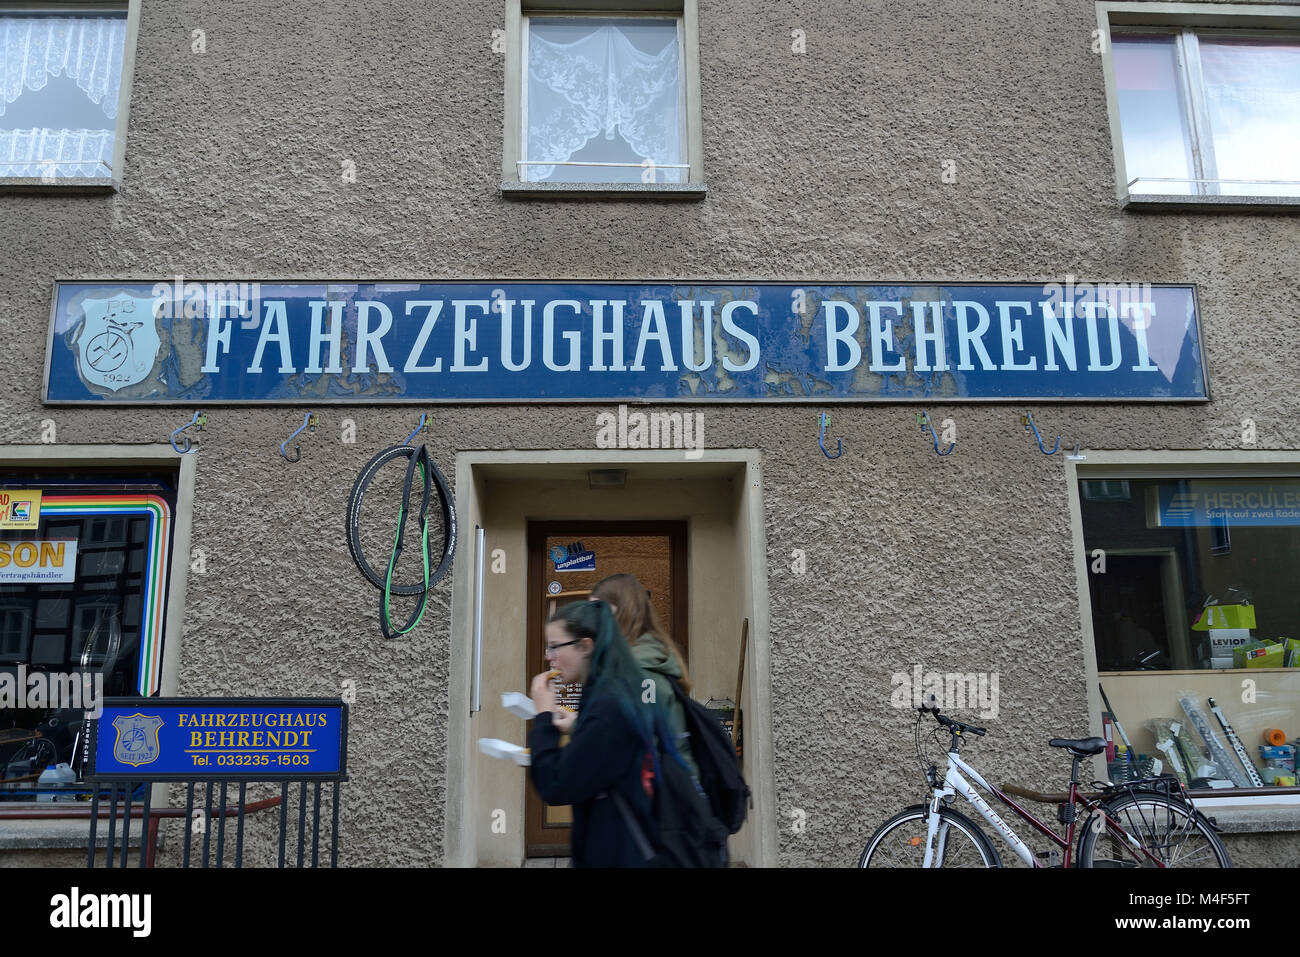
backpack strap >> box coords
[608,789,656,862]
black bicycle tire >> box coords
[346,444,456,596]
[858,805,1001,868]
[1077,792,1232,868]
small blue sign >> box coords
[89,698,348,780]
[1155,482,1300,527]
[44,281,1208,403]
[554,550,596,572]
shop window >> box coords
[0,6,134,183]
[503,1,704,196]
[1081,475,1300,795]
[0,471,178,801]
[1099,3,1300,207]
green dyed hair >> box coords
[550,599,655,745]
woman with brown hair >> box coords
[590,573,699,777]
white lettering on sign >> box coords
[157,293,1180,384]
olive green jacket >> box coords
[630,633,700,778]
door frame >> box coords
[1092,547,1191,670]
[444,449,776,868]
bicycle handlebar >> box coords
[918,702,987,736]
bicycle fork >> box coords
[923,785,963,867]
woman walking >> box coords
[529,599,657,867]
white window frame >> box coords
[0,0,142,191]
[502,0,705,199]
[1097,2,1300,210]
[1069,450,1300,814]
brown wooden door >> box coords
[524,520,687,858]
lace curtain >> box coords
[526,22,681,181]
[0,127,114,177]
[1,16,128,120]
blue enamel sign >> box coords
[88,698,348,780]
[44,281,1207,403]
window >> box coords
[1078,471,1300,795]
[0,4,138,185]
[1098,3,1300,207]
[0,467,181,801]
[503,1,704,198]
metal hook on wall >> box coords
[169,412,206,454]
[817,412,843,459]
[917,411,955,456]
[1021,412,1061,455]
[405,413,428,446]
[280,413,317,462]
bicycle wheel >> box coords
[345,443,456,596]
[859,805,1000,867]
[1078,792,1232,868]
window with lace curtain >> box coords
[504,3,703,196]
[0,7,132,182]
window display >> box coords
[0,470,177,801]
[1081,475,1300,795]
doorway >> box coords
[444,450,775,868]
[524,520,687,857]
[1088,548,1191,671]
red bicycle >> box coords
[859,701,1232,867]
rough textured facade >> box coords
[2,0,1298,867]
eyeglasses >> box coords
[545,638,582,655]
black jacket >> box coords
[529,691,655,867]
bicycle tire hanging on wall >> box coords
[345,443,456,638]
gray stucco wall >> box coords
[2,0,1298,866]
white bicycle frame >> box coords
[925,748,1038,868]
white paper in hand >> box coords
[502,692,537,720]
[477,737,530,766]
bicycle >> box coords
[859,700,1232,868]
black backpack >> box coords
[611,719,728,868]
[668,677,751,834]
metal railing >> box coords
[86,778,341,868]
[517,160,689,169]
[0,159,113,176]
[1128,175,1300,191]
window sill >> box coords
[0,175,118,194]
[0,817,142,851]
[501,181,707,201]
[1123,192,1300,213]
[1193,801,1300,835]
